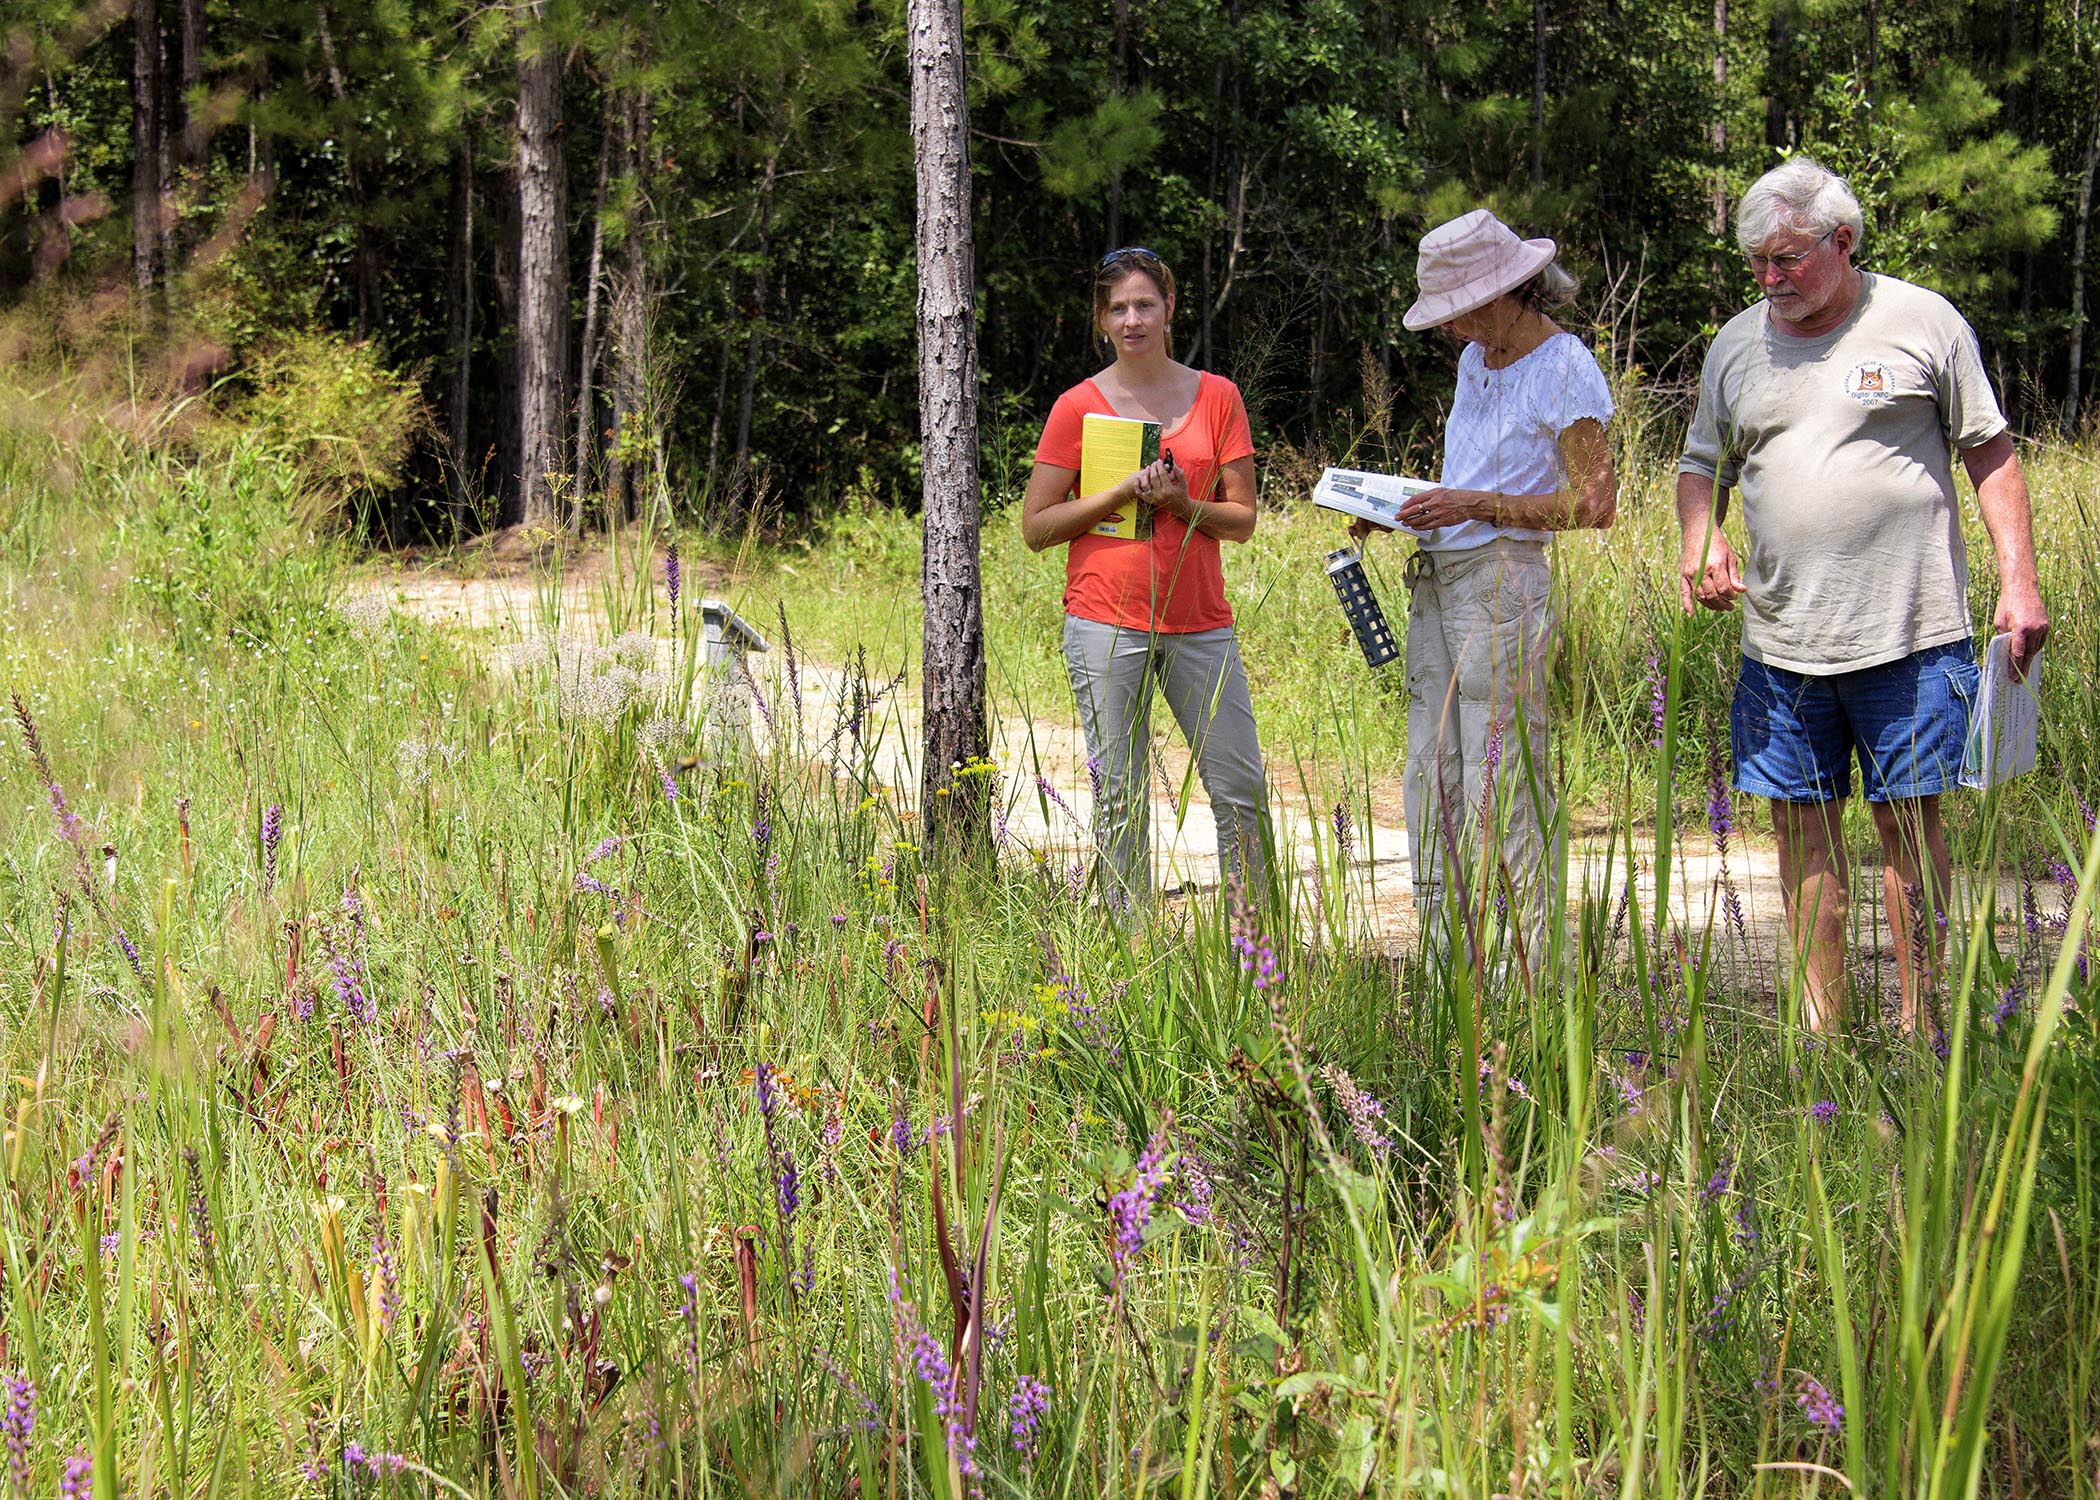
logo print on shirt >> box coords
[1844,361,1896,409]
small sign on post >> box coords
[699,598,769,753]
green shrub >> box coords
[231,329,432,525]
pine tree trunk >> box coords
[1531,0,1546,188]
[571,119,614,532]
[447,134,476,524]
[908,0,990,854]
[728,147,778,528]
[608,90,652,523]
[513,0,568,532]
[178,0,202,163]
[1710,0,1729,317]
[1764,6,1792,149]
[2065,79,2100,430]
[131,0,162,295]
[1105,0,1129,249]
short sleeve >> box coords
[1935,308,2008,450]
[1527,337,1615,437]
[1679,345,1732,485]
[1035,386,1089,471]
[1208,376,1256,465]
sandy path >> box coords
[353,546,1831,966]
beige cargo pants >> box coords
[1402,539,1559,955]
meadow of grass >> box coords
[4,388,2100,1498]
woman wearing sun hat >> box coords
[1352,209,1619,950]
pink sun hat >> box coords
[1403,209,1559,331]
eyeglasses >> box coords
[1747,230,1835,276]
[1099,246,1164,272]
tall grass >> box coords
[1,396,2097,1497]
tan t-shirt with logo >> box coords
[1679,272,2006,674]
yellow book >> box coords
[1081,412,1160,540]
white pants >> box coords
[1061,617,1271,905]
[1402,540,1558,949]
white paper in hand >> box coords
[1312,468,1433,536]
[1960,632,2040,789]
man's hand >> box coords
[1994,582,2049,681]
[1675,471,1745,615]
[1961,431,2049,682]
[1679,525,1746,614]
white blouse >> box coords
[1420,331,1615,553]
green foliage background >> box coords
[3,0,2098,519]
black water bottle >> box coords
[1325,546,1398,668]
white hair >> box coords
[1735,156,1865,254]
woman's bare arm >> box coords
[1154,454,1258,543]
[1020,461,1138,552]
[1393,417,1618,532]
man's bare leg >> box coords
[1772,799,1851,1031]
[1869,795,1951,1031]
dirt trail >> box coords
[356,540,1830,964]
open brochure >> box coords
[1960,632,2040,789]
[1312,467,1436,536]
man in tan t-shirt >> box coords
[1677,156,2048,1034]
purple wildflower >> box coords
[664,541,680,609]
[261,804,282,893]
[1796,1376,1843,1436]
[1701,1153,1735,1204]
[1645,654,1666,748]
[1995,979,2025,1032]
[1809,1100,1838,1124]
[373,1238,398,1332]
[813,1346,881,1432]
[574,872,616,899]
[113,928,144,978]
[5,1374,34,1496]
[1009,1376,1051,1463]
[329,940,372,1028]
[1321,1064,1392,1156]
[1626,1284,1646,1336]
[1228,875,1279,990]
[1172,1145,1215,1225]
[1107,1111,1175,1295]
[59,1449,89,1500]
[340,1443,409,1479]
[756,1063,805,1298]
[889,1267,974,1477]
[1035,772,1088,836]
[12,692,85,847]
[677,1272,701,1374]
[586,834,622,864]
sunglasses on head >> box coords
[1099,246,1163,271]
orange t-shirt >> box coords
[1033,371,1255,633]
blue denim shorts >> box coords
[1731,641,1978,804]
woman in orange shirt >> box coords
[1021,247,1271,908]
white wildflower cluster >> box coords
[640,714,684,754]
[397,736,464,787]
[501,631,670,731]
[335,593,392,644]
